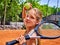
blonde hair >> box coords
[32,8,43,30]
[31,8,42,21]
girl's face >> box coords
[23,9,38,28]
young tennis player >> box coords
[17,3,42,45]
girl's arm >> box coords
[22,7,26,19]
[22,3,32,19]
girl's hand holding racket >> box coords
[16,35,26,44]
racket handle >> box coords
[6,40,19,45]
[6,35,30,45]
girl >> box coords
[17,3,42,45]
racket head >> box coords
[34,20,60,39]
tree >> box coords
[0,0,22,29]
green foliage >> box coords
[0,0,22,22]
[26,0,40,3]
[0,0,60,23]
[42,24,54,29]
[25,0,57,17]
[58,8,60,12]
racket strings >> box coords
[34,19,60,39]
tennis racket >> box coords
[34,20,60,39]
[6,20,60,45]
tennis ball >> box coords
[24,3,31,10]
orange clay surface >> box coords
[0,29,60,45]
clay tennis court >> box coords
[0,29,60,45]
